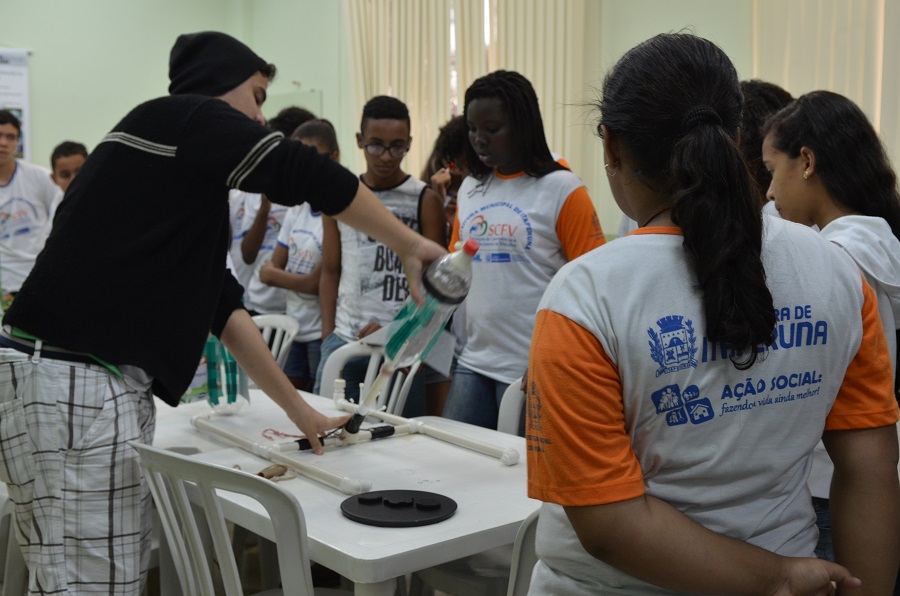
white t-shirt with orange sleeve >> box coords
[450,168,605,384]
[526,217,898,594]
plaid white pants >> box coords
[0,348,155,595]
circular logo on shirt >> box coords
[467,214,488,237]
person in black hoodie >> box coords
[0,31,445,594]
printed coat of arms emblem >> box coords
[648,315,698,376]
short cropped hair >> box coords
[51,141,89,170]
[291,119,339,155]
[0,110,21,136]
[360,96,410,133]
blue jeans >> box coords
[441,364,509,429]
[283,339,321,380]
[812,497,834,561]
[313,333,368,403]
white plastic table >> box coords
[153,391,540,596]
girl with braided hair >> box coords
[525,33,899,594]
[442,69,605,430]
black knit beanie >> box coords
[168,31,269,96]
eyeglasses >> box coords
[364,143,410,158]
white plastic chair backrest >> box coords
[506,509,540,596]
[130,442,316,596]
[319,341,381,399]
[318,340,421,416]
[497,376,525,435]
[252,314,300,368]
[383,359,422,416]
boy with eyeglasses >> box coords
[314,96,445,400]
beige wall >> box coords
[1,0,243,168]
[592,0,754,233]
[3,0,753,222]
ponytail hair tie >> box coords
[681,105,722,132]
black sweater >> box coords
[5,95,359,405]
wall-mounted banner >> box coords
[0,49,30,161]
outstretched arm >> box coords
[319,216,341,339]
[219,308,350,453]
[333,185,446,304]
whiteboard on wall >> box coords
[0,49,30,161]
[263,89,324,123]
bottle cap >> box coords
[462,238,479,256]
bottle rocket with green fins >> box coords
[344,239,478,434]
[384,238,478,367]
[205,336,249,414]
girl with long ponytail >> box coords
[525,33,899,594]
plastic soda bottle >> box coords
[343,239,478,435]
[384,238,479,368]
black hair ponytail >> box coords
[600,33,776,368]
[670,111,775,368]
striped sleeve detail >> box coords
[527,309,646,506]
[226,132,283,189]
[99,133,176,157]
[826,277,900,430]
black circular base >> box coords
[341,490,457,527]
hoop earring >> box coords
[803,170,810,180]
[605,162,618,177]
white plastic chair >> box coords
[252,314,300,368]
[0,481,29,596]
[318,340,421,415]
[0,482,9,583]
[2,530,26,596]
[506,509,540,596]
[497,377,526,436]
[407,507,540,596]
[130,442,348,596]
[233,313,301,590]
[408,377,526,596]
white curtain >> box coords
[752,0,900,163]
[489,0,589,172]
[343,0,605,215]
[880,0,900,164]
[344,0,454,177]
[453,0,488,110]
[486,0,605,226]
